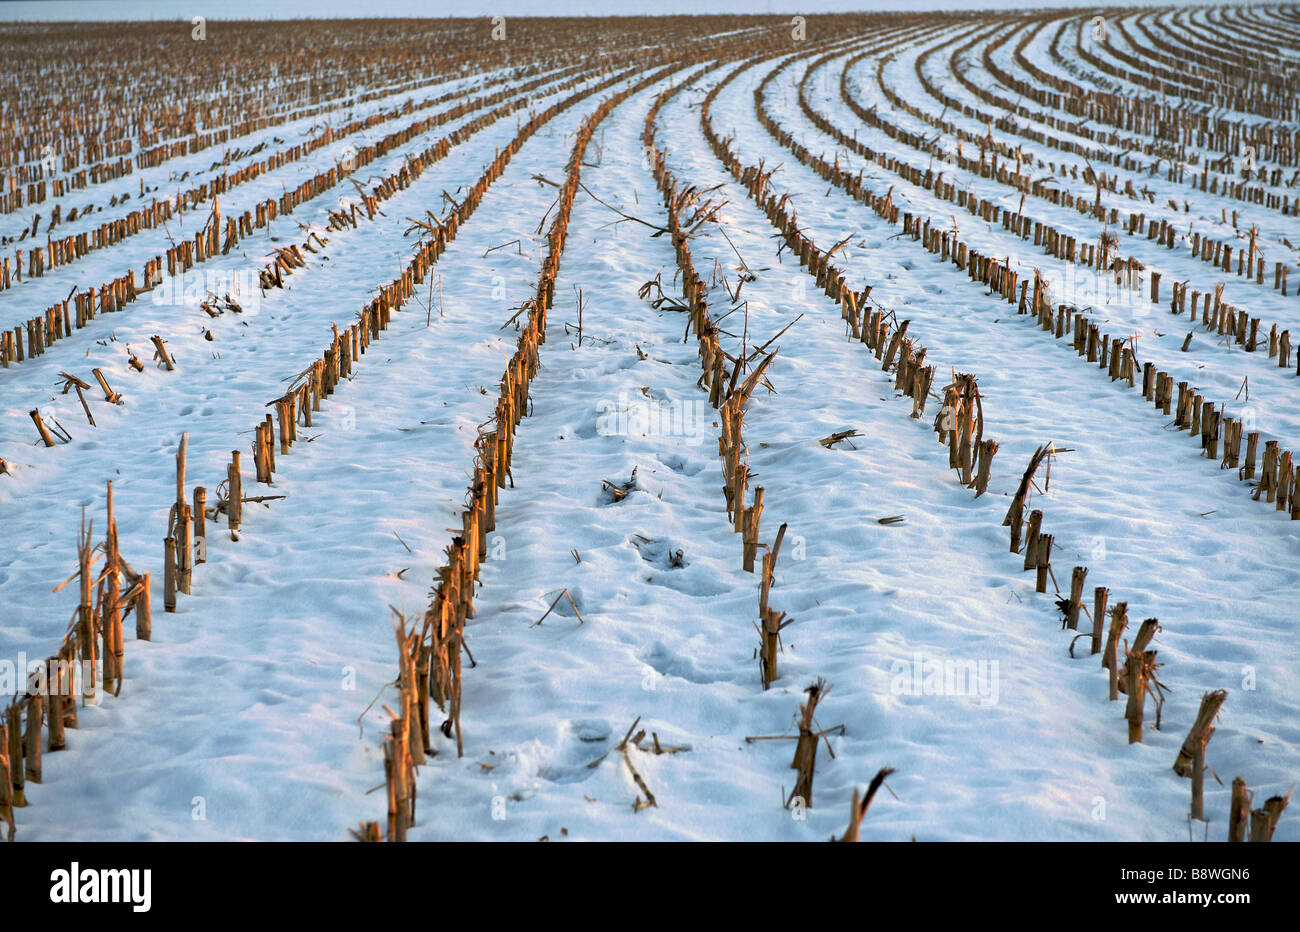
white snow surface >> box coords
[2,13,1297,842]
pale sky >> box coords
[0,0,1227,21]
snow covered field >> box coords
[1,7,1297,843]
